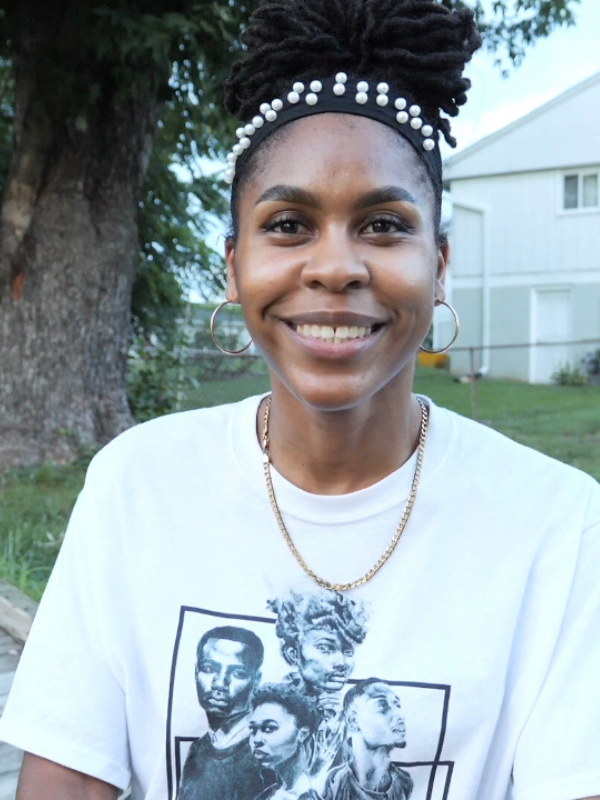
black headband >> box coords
[225,73,442,188]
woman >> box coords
[248,683,319,800]
[1,1,599,800]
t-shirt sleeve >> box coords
[0,466,131,790]
[512,482,600,800]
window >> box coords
[563,172,599,210]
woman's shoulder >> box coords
[428,399,599,498]
[87,394,263,482]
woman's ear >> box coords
[225,238,239,303]
[435,240,450,305]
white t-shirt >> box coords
[1,396,599,800]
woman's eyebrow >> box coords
[256,185,320,207]
[353,186,418,210]
[255,184,417,209]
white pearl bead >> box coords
[271,98,283,111]
[333,83,346,96]
[376,95,389,107]
[423,139,436,151]
[265,109,277,122]
[287,91,300,104]
[240,137,251,149]
[411,118,423,130]
[224,169,235,182]
[244,123,256,136]
[310,80,322,92]
[409,104,421,117]
[357,80,369,93]
[259,103,271,115]
[305,93,318,106]
[355,92,368,105]
[377,82,389,94]
[335,72,348,84]
[226,152,237,164]
[422,125,434,137]
[253,116,265,128]
[233,144,243,156]
[394,98,407,110]
[396,111,409,124]
[293,82,304,93]
[236,127,245,139]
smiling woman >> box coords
[1,2,600,800]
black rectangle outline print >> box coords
[166,604,453,800]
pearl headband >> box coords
[225,73,442,186]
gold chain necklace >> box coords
[261,396,429,592]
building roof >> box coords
[445,70,600,181]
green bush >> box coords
[551,363,589,387]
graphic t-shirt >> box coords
[0,396,599,800]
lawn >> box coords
[1,365,598,600]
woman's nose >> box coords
[300,230,370,292]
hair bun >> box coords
[225,0,482,147]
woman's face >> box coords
[226,114,447,412]
[289,627,355,693]
[249,702,308,769]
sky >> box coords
[442,0,600,158]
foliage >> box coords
[441,0,582,68]
[551,362,589,387]
[127,333,199,422]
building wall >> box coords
[446,165,600,382]
[450,170,600,280]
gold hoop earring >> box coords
[420,301,460,354]
[210,301,253,355]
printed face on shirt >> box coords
[195,638,259,721]
[292,627,355,693]
[249,702,308,770]
[349,682,407,749]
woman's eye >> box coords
[362,217,409,235]
[264,216,306,235]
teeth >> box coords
[296,324,374,342]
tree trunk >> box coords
[0,1,160,469]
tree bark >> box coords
[0,1,160,469]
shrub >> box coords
[551,363,589,387]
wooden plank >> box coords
[0,744,22,777]
[0,655,19,676]
[0,583,37,645]
[0,769,19,800]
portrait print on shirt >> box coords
[166,589,453,800]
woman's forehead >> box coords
[248,113,425,195]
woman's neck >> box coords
[258,380,422,495]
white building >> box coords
[444,71,600,382]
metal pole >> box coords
[469,347,477,420]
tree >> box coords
[0,0,582,470]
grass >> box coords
[0,458,92,601]
[1,365,598,601]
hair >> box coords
[250,682,317,731]
[267,591,369,667]
[196,625,265,673]
[224,0,481,237]
[343,677,390,716]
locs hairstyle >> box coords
[224,0,482,237]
